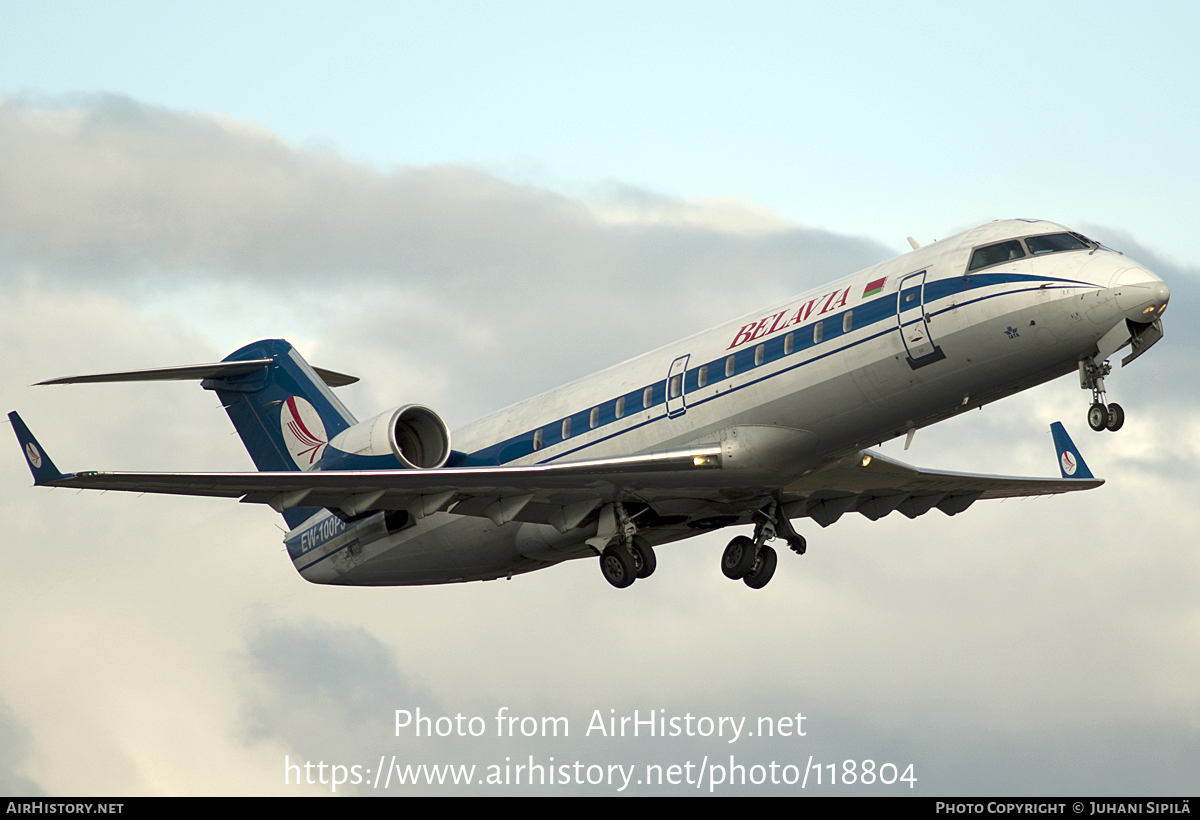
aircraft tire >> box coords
[743,545,777,589]
[600,545,637,589]
[1105,402,1125,432]
[721,535,757,579]
[1087,402,1109,432]
[630,536,657,579]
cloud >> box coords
[0,700,43,796]
[0,94,888,288]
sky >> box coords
[1,1,1197,796]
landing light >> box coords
[693,455,718,467]
[861,455,872,467]
[1142,305,1156,315]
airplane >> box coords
[9,219,1171,591]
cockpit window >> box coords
[1025,232,1091,255]
[968,240,1026,271]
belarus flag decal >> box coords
[862,277,887,298]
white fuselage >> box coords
[287,219,1168,585]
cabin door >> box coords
[665,355,690,418]
[897,270,943,367]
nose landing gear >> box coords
[1080,357,1125,433]
[1087,401,1125,432]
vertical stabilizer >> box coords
[1050,422,1094,480]
[202,340,359,528]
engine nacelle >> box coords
[323,404,451,470]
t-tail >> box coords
[27,339,360,529]
[201,340,358,474]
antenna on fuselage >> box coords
[907,236,921,250]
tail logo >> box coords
[1060,450,1077,476]
[25,442,42,469]
[280,396,328,469]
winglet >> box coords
[1050,421,1094,480]
[8,411,69,485]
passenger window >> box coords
[615,396,625,419]
[725,355,735,378]
[562,417,571,440]
[813,321,824,344]
[533,428,543,451]
[843,310,853,333]
[697,365,708,388]
[669,374,682,399]
[643,386,653,409]
[968,239,1026,271]
[754,344,765,366]
[589,407,599,429]
[784,332,794,355]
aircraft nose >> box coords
[1113,267,1170,323]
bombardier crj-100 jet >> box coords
[10,219,1170,590]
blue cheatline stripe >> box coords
[453,273,1096,468]
[297,539,353,572]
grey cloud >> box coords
[0,700,43,796]
[0,95,889,297]
[240,622,429,759]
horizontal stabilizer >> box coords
[7,411,68,485]
[36,361,358,388]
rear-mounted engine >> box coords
[323,404,451,469]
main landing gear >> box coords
[720,501,805,590]
[1079,356,1125,433]
[597,502,657,589]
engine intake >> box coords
[326,404,451,469]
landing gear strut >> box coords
[1080,357,1125,433]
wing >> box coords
[9,410,1100,534]
[9,410,723,529]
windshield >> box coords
[968,240,1026,271]
[1025,232,1091,255]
